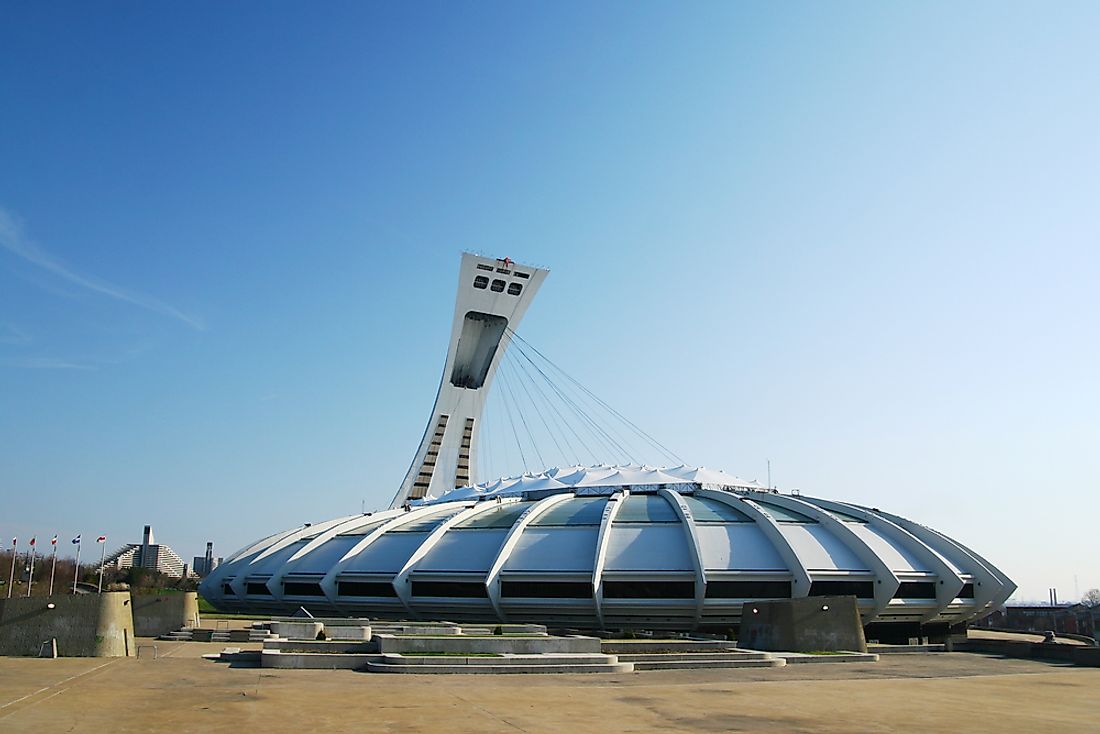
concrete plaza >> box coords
[0,641,1095,733]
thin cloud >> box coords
[0,356,97,370]
[0,322,31,345]
[0,208,205,331]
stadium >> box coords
[201,254,1014,641]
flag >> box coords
[72,535,81,545]
[29,537,36,547]
[96,536,106,543]
[51,536,57,546]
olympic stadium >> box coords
[200,254,1015,640]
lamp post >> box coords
[25,537,36,598]
[7,538,15,599]
[96,536,107,593]
[71,535,82,594]
[48,536,58,596]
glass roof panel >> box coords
[751,499,816,523]
[530,497,606,526]
[389,508,465,533]
[454,502,535,529]
[614,494,679,523]
[682,496,753,523]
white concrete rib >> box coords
[757,494,901,622]
[592,491,627,629]
[659,488,707,628]
[699,490,813,599]
[483,492,576,620]
[800,497,966,622]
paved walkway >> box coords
[0,642,1095,733]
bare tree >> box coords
[1083,588,1100,607]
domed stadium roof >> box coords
[199,463,1015,631]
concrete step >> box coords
[631,658,785,671]
[260,649,384,670]
[601,640,739,654]
[366,660,634,674]
[616,651,772,663]
[765,652,879,664]
[387,653,619,666]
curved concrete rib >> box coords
[870,509,1014,622]
[757,494,900,622]
[659,488,707,629]
[317,503,471,607]
[229,515,359,599]
[484,492,576,620]
[698,489,813,599]
[391,499,523,613]
[592,490,627,629]
[267,511,404,605]
[801,497,965,622]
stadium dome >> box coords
[199,463,1015,634]
[200,254,1014,638]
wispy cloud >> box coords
[0,356,97,370]
[0,322,31,345]
[0,208,205,331]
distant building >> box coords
[103,525,188,578]
[192,541,222,577]
[977,604,1097,640]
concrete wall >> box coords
[0,592,135,657]
[959,638,1100,667]
[375,633,601,654]
[131,592,199,637]
[739,595,867,653]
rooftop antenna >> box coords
[767,459,772,490]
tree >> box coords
[1083,588,1100,607]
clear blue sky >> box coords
[1,2,1096,602]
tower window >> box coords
[490,279,505,292]
[507,282,522,295]
[476,263,494,271]
[473,276,488,289]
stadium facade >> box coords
[201,254,1015,637]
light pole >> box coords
[48,536,58,596]
[7,538,15,599]
[71,536,82,594]
[25,538,36,598]
[96,536,107,593]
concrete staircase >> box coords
[160,627,277,643]
[601,639,785,670]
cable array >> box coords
[477,329,685,482]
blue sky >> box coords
[1,2,1097,602]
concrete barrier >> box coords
[0,592,135,657]
[738,595,867,653]
[270,621,324,640]
[325,625,371,641]
[960,639,1100,667]
[374,633,601,655]
[132,592,199,637]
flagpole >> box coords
[48,538,58,596]
[72,538,82,594]
[97,538,107,593]
[6,539,15,599]
[25,542,36,598]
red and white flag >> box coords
[96,536,106,543]
[10,538,15,547]
[29,537,36,547]
[51,536,57,546]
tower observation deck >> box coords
[389,253,548,508]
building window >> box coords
[411,581,488,598]
[473,275,488,289]
[222,583,235,596]
[894,582,938,599]
[515,271,530,279]
[476,263,494,271]
[337,581,397,598]
[507,282,522,296]
[808,580,875,599]
[957,583,975,599]
[501,581,592,598]
[603,580,695,599]
[705,581,792,599]
[246,582,272,596]
[283,581,325,597]
[490,279,505,292]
